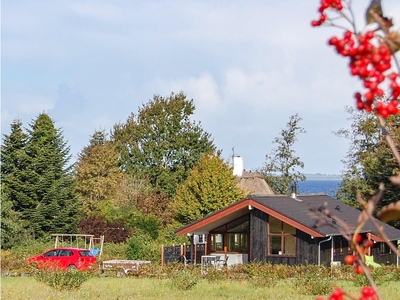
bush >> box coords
[244,262,278,288]
[353,266,394,287]
[126,230,162,263]
[205,267,226,283]
[33,269,93,290]
[292,266,332,295]
[170,268,199,290]
[1,240,54,273]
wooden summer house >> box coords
[175,194,400,266]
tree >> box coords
[22,113,80,238]
[336,106,400,225]
[0,184,27,249]
[262,114,306,195]
[170,153,246,225]
[75,130,125,217]
[1,119,30,212]
[112,92,216,198]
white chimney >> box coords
[233,156,244,177]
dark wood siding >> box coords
[249,208,320,265]
[249,208,268,262]
[296,230,319,265]
[264,230,319,265]
[332,236,353,265]
[319,237,332,266]
[371,241,399,265]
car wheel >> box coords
[67,265,77,272]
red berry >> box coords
[330,287,344,298]
[378,45,389,55]
[378,107,389,118]
[328,37,339,45]
[311,20,321,27]
[345,254,356,265]
[361,286,376,297]
[354,264,363,274]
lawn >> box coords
[2,276,400,300]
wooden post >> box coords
[194,244,197,265]
[161,245,164,267]
[224,246,227,261]
[367,233,372,256]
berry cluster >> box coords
[327,30,399,117]
[315,286,377,300]
[311,0,343,27]
[312,2,400,117]
[343,234,374,274]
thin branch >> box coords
[377,115,400,166]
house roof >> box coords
[235,171,275,196]
[175,194,400,242]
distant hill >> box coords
[304,173,341,180]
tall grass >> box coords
[2,276,400,300]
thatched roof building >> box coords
[233,156,274,196]
[236,170,275,196]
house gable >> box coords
[175,198,324,237]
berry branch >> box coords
[310,1,400,299]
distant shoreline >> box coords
[304,174,341,181]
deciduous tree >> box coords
[262,114,306,195]
[75,130,125,216]
[112,92,216,198]
[170,153,245,225]
[336,105,400,226]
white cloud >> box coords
[151,73,221,111]
[3,0,400,175]
[10,94,55,115]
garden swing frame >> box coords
[51,233,104,257]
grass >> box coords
[2,276,400,300]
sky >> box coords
[2,1,400,175]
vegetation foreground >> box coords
[2,276,400,300]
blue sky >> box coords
[2,1,400,175]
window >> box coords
[43,250,59,257]
[227,233,248,253]
[210,234,223,252]
[210,215,249,253]
[79,251,94,257]
[268,216,296,256]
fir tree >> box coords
[23,113,80,238]
[1,119,30,211]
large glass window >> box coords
[210,215,249,253]
[210,233,223,252]
[268,216,296,256]
[227,233,248,253]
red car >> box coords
[28,247,97,271]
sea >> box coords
[297,180,341,198]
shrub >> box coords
[242,262,277,288]
[292,267,332,295]
[353,266,393,287]
[33,269,93,290]
[126,230,162,263]
[169,268,199,290]
[205,267,226,283]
